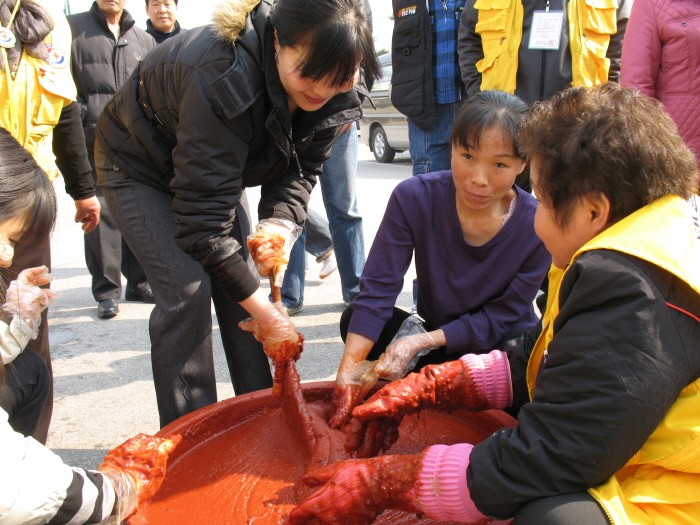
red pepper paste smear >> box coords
[128,374,515,525]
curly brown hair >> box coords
[519,83,698,227]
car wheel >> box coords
[372,126,396,163]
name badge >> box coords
[528,10,564,50]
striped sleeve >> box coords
[47,469,116,525]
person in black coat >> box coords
[68,0,157,319]
[94,0,380,428]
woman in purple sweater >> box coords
[330,91,551,427]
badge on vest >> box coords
[0,27,16,48]
[528,11,564,50]
[46,44,68,69]
[397,6,417,17]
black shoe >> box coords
[125,286,155,304]
[98,299,119,319]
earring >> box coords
[274,51,278,63]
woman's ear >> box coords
[584,192,611,237]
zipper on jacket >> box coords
[276,108,303,178]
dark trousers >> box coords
[0,232,52,444]
[0,348,51,437]
[339,305,452,370]
[513,492,610,525]
[97,160,272,428]
[85,160,148,302]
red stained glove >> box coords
[329,359,380,429]
[354,351,511,422]
[239,302,304,396]
[98,433,182,521]
[287,454,423,525]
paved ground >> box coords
[45,142,415,470]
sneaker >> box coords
[319,250,338,279]
[285,305,303,316]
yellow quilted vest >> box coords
[474,0,617,93]
[527,195,700,525]
[0,2,76,180]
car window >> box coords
[372,64,393,92]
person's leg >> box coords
[121,238,151,298]
[0,349,50,437]
[319,129,366,303]
[304,208,334,261]
[98,164,218,428]
[339,305,411,361]
[280,227,306,311]
[84,182,123,303]
[211,191,273,395]
[3,231,53,444]
[513,492,611,525]
[407,101,457,176]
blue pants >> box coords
[282,129,366,308]
[408,101,460,176]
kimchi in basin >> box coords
[128,381,516,525]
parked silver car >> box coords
[360,54,409,163]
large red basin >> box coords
[128,382,516,525]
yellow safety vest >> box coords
[0,2,76,180]
[474,0,617,94]
[527,195,700,525]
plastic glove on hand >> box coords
[0,234,14,267]
[98,433,182,521]
[287,454,422,525]
[375,332,439,381]
[247,219,300,287]
[239,302,303,396]
[354,358,493,422]
[1,266,55,338]
[329,359,380,429]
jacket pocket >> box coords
[581,0,617,36]
[391,13,426,118]
[474,0,511,81]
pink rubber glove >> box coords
[355,350,512,421]
[288,444,494,524]
[1,266,55,339]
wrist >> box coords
[460,350,513,409]
[376,455,423,514]
[416,444,486,522]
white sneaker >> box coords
[319,251,338,279]
[285,305,303,316]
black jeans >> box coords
[0,348,51,437]
[96,156,272,428]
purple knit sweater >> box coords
[349,171,550,354]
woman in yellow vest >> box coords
[286,83,700,525]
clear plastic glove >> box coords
[239,301,304,396]
[287,454,423,525]
[98,433,182,522]
[0,234,14,268]
[247,218,302,287]
[0,266,55,339]
[375,332,439,381]
[354,359,494,422]
[329,359,380,429]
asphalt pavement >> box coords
[45,142,415,470]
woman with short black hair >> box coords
[95,0,380,427]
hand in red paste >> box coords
[344,416,402,459]
[329,360,380,429]
[239,302,303,396]
[287,454,423,525]
[98,433,182,521]
[353,359,490,421]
